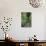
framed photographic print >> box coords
[21,12,32,27]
